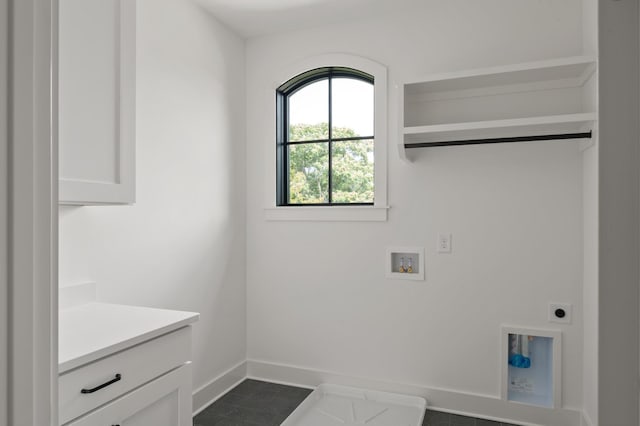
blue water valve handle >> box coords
[509,354,531,368]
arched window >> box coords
[276,67,375,206]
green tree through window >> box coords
[277,67,375,205]
[288,123,373,204]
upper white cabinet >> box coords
[59,0,136,205]
[398,56,597,161]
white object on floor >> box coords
[281,384,426,426]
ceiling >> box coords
[195,0,418,38]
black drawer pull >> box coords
[81,374,121,394]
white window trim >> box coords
[264,53,389,222]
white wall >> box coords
[59,0,247,395]
[581,137,598,426]
[582,0,598,56]
[598,0,639,423]
[0,0,7,421]
[581,1,598,424]
[246,0,586,421]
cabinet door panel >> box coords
[59,0,136,205]
[122,390,179,426]
[65,364,192,426]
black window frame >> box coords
[276,67,375,206]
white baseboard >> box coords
[246,359,582,426]
[192,360,247,416]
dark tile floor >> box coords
[193,379,519,426]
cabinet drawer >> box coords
[59,326,191,424]
[66,363,192,426]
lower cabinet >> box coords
[67,364,192,426]
[59,325,195,426]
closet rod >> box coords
[404,131,592,149]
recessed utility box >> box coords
[386,247,424,281]
[501,327,561,408]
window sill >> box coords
[264,206,389,222]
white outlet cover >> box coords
[549,302,572,324]
[437,234,452,253]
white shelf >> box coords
[398,56,597,160]
[403,113,596,145]
[405,56,596,95]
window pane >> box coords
[331,140,374,203]
[288,143,329,204]
[331,78,374,138]
[288,79,329,142]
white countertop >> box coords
[59,302,199,374]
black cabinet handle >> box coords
[81,374,121,394]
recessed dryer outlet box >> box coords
[501,326,562,409]
[549,303,572,324]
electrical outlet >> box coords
[549,302,572,324]
[437,233,452,253]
